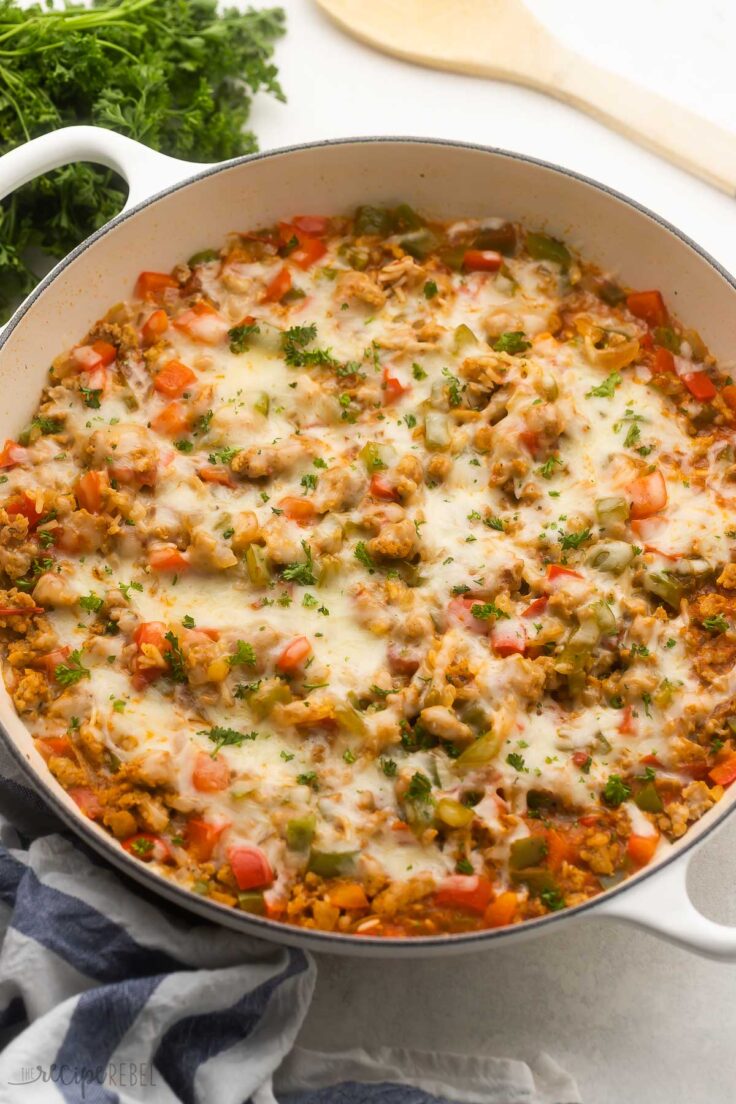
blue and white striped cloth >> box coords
[0,744,580,1104]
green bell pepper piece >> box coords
[307,849,359,878]
[525,231,571,271]
[286,814,317,851]
[634,780,663,814]
[509,836,548,870]
[238,890,266,915]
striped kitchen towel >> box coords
[0,745,580,1104]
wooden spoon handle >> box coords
[536,48,736,196]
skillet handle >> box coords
[594,848,736,961]
[0,125,206,209]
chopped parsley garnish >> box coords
[540,887,565,911]
[79,591,103,613]
[354,541,375,573]
[586,371,622,399]
[313,457,328,469]
[343,748,357,764]
[300,472,318,492]
[471,601,509,621]
[175,439,193,453]
[29,415,63,436]
[406,771,433,802]
[558,528,591,551]
[130,837,154,857]
[506,751,526,772]
[423,280,438,300]
[182,614,196,628]
[234,680,261,699]
[195,410,214,435]
[200,725,257,757]
[163,631,187,683]
[492,330,531,355]
[119,580,143,601]
[380,757,397,777]
[55,650,91,687]
[280,749,295,762]
[485,516,505,531]
[602,774,631,807]
[228,640,256,667]
[281,323,337,368]
[296,770,319,790]
[451,583,470,596]
[629,642,650,657]
[80,387,102,409]
[538,456,563,480]
[208,445,241,465]
[703,614,729,633]
[456,858,474,875]
[228,321,260,354]
[282,541,316,585]
[442,367,463,407]
[412,362,427,381]
[624,423,641,448]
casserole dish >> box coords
[0,126,735,957]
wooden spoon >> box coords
[314,0,736,196]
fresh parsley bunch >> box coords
[0,0,286,320]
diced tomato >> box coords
[71,340,117,372]
[151,401,190,437]
[722,385,736,411]
[484,890,517,928]
[546,827,575,872]
[628,469,667,519]
[278,496,317,523]
[75,470,108,513]
[154,359,197,398]
[134,621,169,651]
[447,596,489,635]
[197,465,235,488]
[0,440,28,469]
[435,874,493,914]
[6,491,44,529]
[174,302,229,345]
[682,371,716,402]
[627,833,659,867]
[192,750,230,793]
[263,266,292,303]
[518,429,539,456]
[382,368,409,404]
[463,249,503,272]
[578,813,600,827]
[291,215,328,236]
[640,753,663,768]
[135,271,178,299]
[228,844,274,890]
[651,347,675,374]
[35,646,71,677]
[141,309,169,346]
[709,752,736,787]
[276,636,312,672]
[572,750,591,768]
[523,596,548,618]
[148,544,190,572]
[292,236,327,270]
[639,331,654,350]
[35,736,74,761]
[369,473,399,501]
[68,787,103,820]
[122,832,172,863]
[490,618,527,657]
[328,882,369,910]
[546,564,583,582]
[627,290,667,328]
[186,818,227,862]
[618,705,636,736]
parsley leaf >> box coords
[471,601,509,621]
[55,650,91,687]
[228,321,260,354]
[406,771,433,802]
[354,541,375,573]
[703,614,729,633]
[586,371,622,399]
[281,541,316,586]
[79,591,103,613]
[163,631,187,683]
[228,640,257,667]
[200,725,257,758]
[492,330,531,355]
[602,774,631,807]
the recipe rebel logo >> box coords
[8,1061,158,1096]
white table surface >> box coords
[251,3,736,1100]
